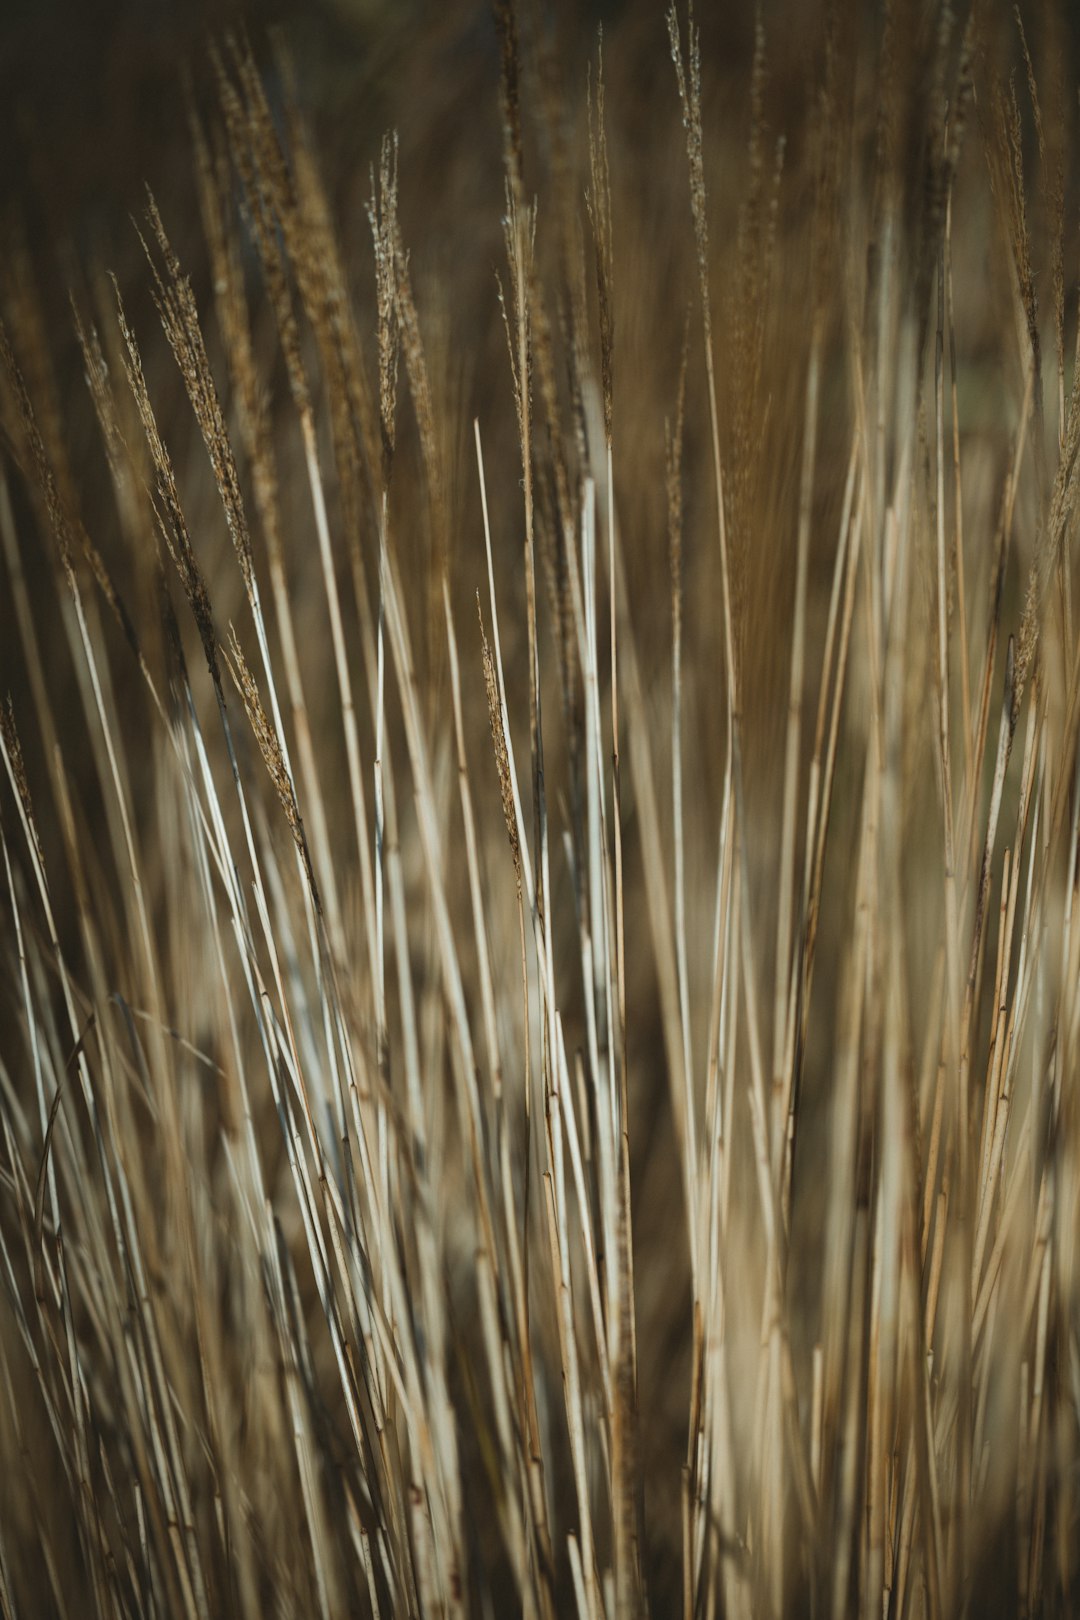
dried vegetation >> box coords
[2,3,1080,1615]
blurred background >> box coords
[1,0,852,247]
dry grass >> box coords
[2,2,1080,1615]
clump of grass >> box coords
[2,4,1080,1616]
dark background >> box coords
[1,0,835,244]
